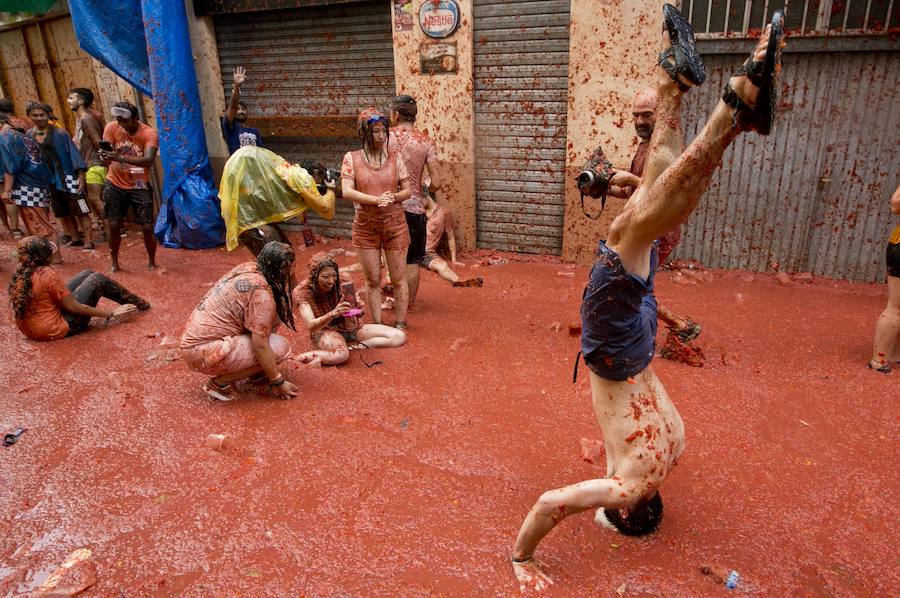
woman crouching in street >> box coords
[293,254,405,366]
[10,236,148,341]
[180,241,299,401]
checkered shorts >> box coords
[12,185,51,208]
[63,174,79,195]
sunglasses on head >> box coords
[366,115,388,126]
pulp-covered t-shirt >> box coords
[390,128,437,214]
[180,263,278,349]
[630,141,649,178]
[222,116,263,155]
[425,205,454,255]
[103,121,158,190]
[340,149,410,212]
[15,267,71,341]
[293,282,353,337]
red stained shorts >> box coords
[351,207,410,251]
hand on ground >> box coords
[512,558,553,593]
[452,260,465,267]
[274,380,299,399]
[112,304,137,318]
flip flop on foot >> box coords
[868,360,891,374]
[659,3,706,90]
[722,11,785,135]
[203,379,235,401]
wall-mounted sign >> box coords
[394,0,413,32]
[418,0,460,39]
[420,41,457,75]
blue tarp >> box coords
[69,0,225,249]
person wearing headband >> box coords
[293,253,406,366]
[340,108,413,329]
[222,66,263,155]
[99,100,159,272]
[388,94,443,307]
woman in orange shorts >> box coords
[340,108,412,329]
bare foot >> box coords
[512,558,554,593]
[110,262,120,273]
[147,262,157,270]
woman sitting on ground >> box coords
[9,236,148,341]
[293,254,405,366]
[180,241,299,401]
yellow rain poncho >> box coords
[219,146,336,250]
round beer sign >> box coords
[419,0,460,39]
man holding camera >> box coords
[98,101,159,272]
[611,87,703,345]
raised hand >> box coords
[233,66,247,87]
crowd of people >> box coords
[4,3,898,592]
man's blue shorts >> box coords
[580,240,658,381]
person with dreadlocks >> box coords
[293,253,406,366]
[0,106,63,263]
[511,7,785,591]
[9,236,148,341]
[180,241,299,401]
[26,101,94,249]
[340,108,412,329]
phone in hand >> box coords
[340,281,357,308]
[99,141,114,152]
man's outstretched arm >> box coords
[225,66,246,124]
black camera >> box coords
[576,145,614,199]
[576,145,616,219]
[324,168,340,183]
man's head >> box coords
[631,88,659,142]
[0,98,13,114]
[112,101,140,134]
[25,101,52,129]
[235,101,248,123]
[598,492,663,536]
[67,88,94,112]
[390,95,417,126]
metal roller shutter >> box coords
[678,49,899,282]
[214,1,395,239]
[473,0,571,254]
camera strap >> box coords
[580,189,608,221]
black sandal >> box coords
[658,3,706,89]
[722,11,785,135]
[576,144,616,220]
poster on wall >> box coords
[420,42,457,75]
[394,0,413,32]
[419,0,460,39]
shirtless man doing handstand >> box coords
[511,5,785,590]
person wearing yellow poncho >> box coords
[218,146,337,253]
